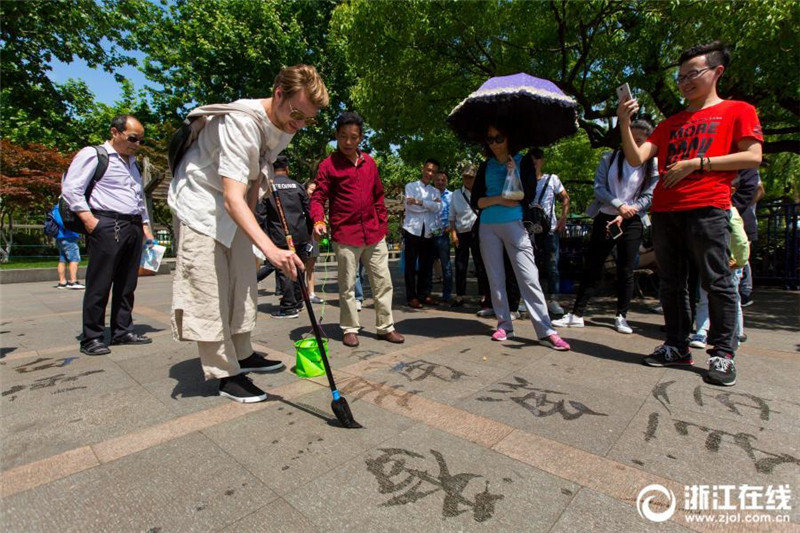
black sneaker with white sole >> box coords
[271,309,299,319]
[642,344,693,367]
[705,355,737,386]
[218,374,268,403]
[239,353,285,373]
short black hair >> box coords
[436,170,449,180]
[424,158,441,169]
[630,119,654,136]
[528,147,544,160]
[110,114,135,132]
[335,111,364,134]
[274,155,289,171]
[679,41,730,69]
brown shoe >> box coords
[343,332,359,347]
[377,331,405,344]
[423,296,439,306]
[408,298,423,309]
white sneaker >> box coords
[547,300,564,315]
[476,308,495,317]
[510,311,521,321]
[614,315,633,334]
[356,300,362,312]
[551,313,584,328]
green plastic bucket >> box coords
[294,337,327,378]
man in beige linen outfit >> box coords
[168,64,329,403]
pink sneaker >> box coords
[491,328,512,341]
[544,333,570,351]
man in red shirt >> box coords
[618,41,762,387]
[311,111,404,347]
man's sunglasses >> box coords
[126,135,146,145]
[289,103,317,126]
[486,134,506,145]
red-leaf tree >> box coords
[0,140,71,261]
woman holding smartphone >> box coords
[471,124,570,350]
[554,119,658,334]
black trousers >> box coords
[454,230,489,298]
[403,229,435,302]
[652,208,737,356]
[82,216,144,343]
[572,213,644,317]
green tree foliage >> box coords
[0,0,134,147]
[123,0,350,182]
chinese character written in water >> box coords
[477,376,608,420]
[393,359,469,383]
[365,448,504,522]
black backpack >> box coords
[168,103,269,177]
[525,175,552,236]
[58,145,109,234]
[43,209,60,238]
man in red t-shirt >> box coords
[311,111,404,347]
[617,41,762,387]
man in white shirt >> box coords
[168,64,328,403]
[402,158,442,308]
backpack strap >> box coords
[186,103,270,158]
[536,174,551,206]
[83,145,109,204]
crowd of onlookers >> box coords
[57,40,763,403]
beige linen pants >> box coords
[172,223,258,379]
[334,238,395,335]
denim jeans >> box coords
[431,234,453,301]
[354,261,366,302]
[695,268,743,349]
[652,208,738,357]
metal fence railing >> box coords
[752,201,799,290]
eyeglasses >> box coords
[676,67,712,85]
[289,103,317,126]
[486,134,506,145]
[125,135,145,145]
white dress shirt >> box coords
[448,187,477,233]
[402,180,442,238]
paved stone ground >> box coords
[1,263,799,532]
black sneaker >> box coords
[705,355,737,386]
[239,353,285,373]
[56,282,68,289]
[218,374,268,403]
[740,296,753,308]
[271,309,299,319]
[643,344,694,367]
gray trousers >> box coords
[479,220,555,338]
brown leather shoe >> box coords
[423,296,439,306]
[343,332,359,347]
[408,298,423,309]
[377,331,405,344]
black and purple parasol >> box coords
[447,73,579,147]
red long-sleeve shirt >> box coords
[310,150,388,247]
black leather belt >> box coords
[92,210,142,223]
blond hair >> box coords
[273,64,329,108]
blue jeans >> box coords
[432,234,453,301]
[695,268,743,349]
[354,261,366,302]
[533,231,560,298]
[57,238,81,263]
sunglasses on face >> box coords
[486,134,506,145]
[289,103,317,126]
[125,135,145,145]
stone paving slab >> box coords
[1,432,278,533]
[283,423,578,532]
[1,276,798,531]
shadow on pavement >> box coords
[168,358,218,399]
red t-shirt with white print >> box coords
[648,100,762,212]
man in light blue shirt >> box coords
[62,114,155,355]
[429,170,454,302]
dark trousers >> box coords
[82,216,144,343]
[276,269,302,312]
[572,213,643,317]
[428,234,453,300]
[454,230,489,297]
[652,208,737,356]
[403,229,435,302]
